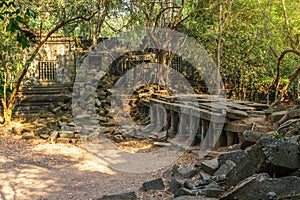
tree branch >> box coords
[7,12,97,116]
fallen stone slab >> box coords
[98,191,137,200]
[224,121,251,133]
[226,138,300,187]
[240,130,267,150]
[177,165,198,179]
[214,160,236,176]
[270,110,288,123]
[174,182,224,198]
[153,142,172,147]
[221,173,300,200]
[143,178,165,191]
[201,158,219,175]
[217,150,245,167]
[174,188,199,198]
[200,181,225,198]
[163,164,198,179]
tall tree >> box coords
[129,0,201,86]
[271,0,300,105]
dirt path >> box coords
[0,134,176,200]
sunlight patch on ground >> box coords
[32,142,116,175]
[0,155,12,163]
[0,164,62,200]
[73,159,116,175]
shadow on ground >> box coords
[0,135,160,200]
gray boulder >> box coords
[143,178,165,191]
[240,130,267,149]
[221,173,300,200]
[163,164,198,179]
[226,138,300,187]
[217,150,245,167]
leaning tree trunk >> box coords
[279,63,300,101]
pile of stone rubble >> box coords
[98,136,300,199]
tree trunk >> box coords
[280,63,300,101]
[3,106,12,126]
[216,3,222,94]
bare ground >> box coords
[0,133,198,200]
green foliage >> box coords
[0,0,35,98]
[182,0,299,99]
[273,131,285,140]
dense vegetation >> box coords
[0,0,299,124]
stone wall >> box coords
[25,35,78,85]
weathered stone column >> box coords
[226,131,235,146]
[168,110,176,137]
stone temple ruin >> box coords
[4,35,300,199]
[6,35,298,149]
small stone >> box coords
[183,180,194,190]
[217,150,246,167]
[99,191,137,200]
[168,178,183,193]
[143,178,165,191]
[123,129,136,139]
[163,164,179,179]
[194,178,213,188]
[212,174,227,182]
[176,165,198,179]
[49,131,59,144]
[67,122,76,127]
[214,160,236,176]
[113,128,124,135]
[112,135,124,143]
[59,131,75,138]
[39,133,49,139]
[286,135,300,144]
[22,133,34,140]
[240,130,267,149]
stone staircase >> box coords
[0,83,73,116]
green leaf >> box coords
[20,36,30,49]
[16,16,24,23]
[25,8,36,19]
[15,8,20,15]
[7,1,15,8]
[0,54,2,61]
